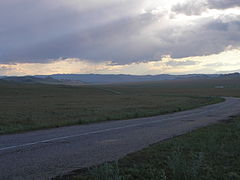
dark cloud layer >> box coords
[208,0,240,9]
[0,0,240,64]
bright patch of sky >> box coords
[1,49,239,76]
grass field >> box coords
[1,76,240,134]
[0,80,224,134]
[99,76,240,98]
[56,115,240,180]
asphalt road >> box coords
[0,97,240,180]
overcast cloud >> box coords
[0,0,240,65]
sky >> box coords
[0,0,240,76]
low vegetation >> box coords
[1,76,240,134]
[0,82,222,134]
[57,115,240,180]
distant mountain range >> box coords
[0,76,83,85]
[0,76,61,84]
[0,73,239,85]
[36,74,219,84]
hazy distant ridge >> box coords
[36,74,219,84]
[0,73,239,85]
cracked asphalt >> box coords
[0,97,240,180]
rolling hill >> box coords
[0,73,239,85]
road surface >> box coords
[0,97,240,180]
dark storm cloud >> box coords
[147,17,240,60]
[0,0,240,65]
[1,13,160,64]
[208,0,240,9]
[0,0,143,63]
[206,20,229,31]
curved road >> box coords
[0,97,240,179]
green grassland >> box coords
[0,76,239,134]
[53,76,240,180]
[99,76,240,97]
[60,115,240,180]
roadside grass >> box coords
[0,82,223,134]
[57,115,240,180]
